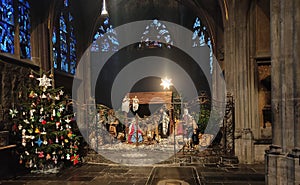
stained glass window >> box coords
[52,0,77,75]
[18,0,31,59]
[0,0,31,58]
[0,0,15,54]
[139,19,173,49]
[91,16,119,52]
[64,0,68,7]
[192,17,213,73]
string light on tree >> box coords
[9,72,82,173]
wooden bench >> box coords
[0,144,16,150]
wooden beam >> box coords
[127,91,172,104]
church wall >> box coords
[254,0,272,141]
[0,61,32,129]
[255,0,271,57]
[224,0,273,164]
[254,143,269,162]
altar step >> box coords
[83,148,238,165]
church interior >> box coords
[0,0,299,184]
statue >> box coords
[132,96,139,112]
[121,95,130,113]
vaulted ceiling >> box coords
[29,0,224,56]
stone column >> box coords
[291,0,300,184]
[266,0,300,184]
[294,0,300,151]
[224,0,256,164]
[31,21,50,70]
[72,51,90,142]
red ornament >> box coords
[12,123,18,132]
[70,154,80,165]
[48,139,53,144]
[41,120,46,125]
[56,122,60,128]
[38,151,44,158]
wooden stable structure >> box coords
[127,91,172,105]
[127,91,174,137]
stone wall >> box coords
[0,61,31,130]
[223,0,274,164]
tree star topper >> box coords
[160,77,173,90]
[37,74,52,89]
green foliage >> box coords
[9,73,82,172]
[192,103,222,134]
[196,107,211,134]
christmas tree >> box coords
[9,72,82,173]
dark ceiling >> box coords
[72,0,223,53]
[29,0,223,57]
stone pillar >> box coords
[224,0,256,163]
[31,21,50,70]
[266,0,300,184]
[294,0,300,151]
[72,51,90,141]
[235,128,254,163]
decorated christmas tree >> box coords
[9,72,82,173]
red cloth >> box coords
[127,123,143,143]
[177,121,184,135]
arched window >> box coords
[192,17,213,73]
[18,0,31,59]
[139,19,173,49]
[0,0,31,59]
[52,0,76,74]
[91,16,119,52]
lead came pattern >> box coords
[0,0,14,54]
[0,0,31,58]
[18,0,31,59]
[192,17,213,74]
[53,0,76,74]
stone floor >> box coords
[0,162,265,185]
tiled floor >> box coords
[0,163,265,185]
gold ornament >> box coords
[35,128,40,133]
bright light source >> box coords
[101,0,108,16]
[160,77,173,90]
